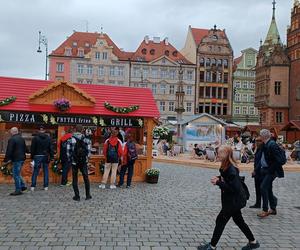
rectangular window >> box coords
[56,63,64,73]
[200,71,205,82]
[275,81,281,95]
[133,67,140,77]
[170,69,176,80]
[212,87,217,98]
[205,87,211,98]
[98,66,104,76]
[199,87,204,98]
[223,88,228,99]
[235,93,241,102]
[235,81,241,88]
[187,71,193,81]
[199,104,204,113]
[95,52,101,60]
[235,106,240,114]
[110,66,115,76]
[242,94,248,102]
[160,84,166,94]
[160,69,168,79]
[102,52,108,60]
[223,104,228,115]
[143,68,149,78]
[117,66,124,76]
[276,112,283,123]
[152,84,157,94]
[205,105,210,113]
[242,106,248,114]
[78,49,84,57]
[249,94,255,102]
[160,101,165,112]
[218,88,222,98]
[217,72,222,82]
[86,80,92,84]
[206,72,211,82]
[151,68,158,78]
[187,86,192,95]
[242,81,248,89]
[134,83,139,87]
[250,81,255,89]
[224,72,228,83]
[87,65,93,75]
[169,85,175,94]
[186,102,192,112]
[77,64,84,74]
[169,102,174,112]
[249,107,255,115]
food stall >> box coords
[0,76,159,184]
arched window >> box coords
[211,58,216,66]
[223,59,228,68]
[206,58,211,67]
[150,49,155,55]
[200,58,205,67]
[142,48,147,55]
[217,59,222,66]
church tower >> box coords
[287,0,300,120]
[255,0,290,130]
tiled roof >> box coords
[233,55,243,71]
[50,32,130,60]
[131,39,193,64]
[190,27,226,45]
[0,76,159,118]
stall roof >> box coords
[179,113,227,126]
[281,120,300,131]
[0,76,159,118]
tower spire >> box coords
[263,0,281,46]
[272,0,276,19]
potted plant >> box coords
[53,98,71,112]
[145,168,160,184]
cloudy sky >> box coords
[0,0,293,79]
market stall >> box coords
[0,76,159,184]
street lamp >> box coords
[37,31,48,80]
[175,64,185,146]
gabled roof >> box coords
[0,76,159,118]
[131,38,193,65]
[190,27,226,45]
[281,120,300,131]
[50,32,131,60]
[179,113,227,126]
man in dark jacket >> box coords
[59,128,73,186]
[30,126,54,191]
[4,127,27,195]
[257,129,283,218]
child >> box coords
[198,145,260,250]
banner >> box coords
[0,111,143,127]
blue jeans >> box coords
[31,155,49,188]
[61,160,71,185]
[119,160,135,187]
[12,161,26,192]
[260,169,277,212]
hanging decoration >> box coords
[104,102,139,114]
[0,96,16,106]
[53,98,71,112]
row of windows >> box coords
[159,101,192,112]
[260,111,284,124]
[234,70,256,77]
[198,103,228,116]
[132,83,193,95]
[199,86,228,99]
[132,67,194,81]
[95,52,108,60]
[234,106,258,115]
[77,64,125,77]
[199,71,229,83]
[234,81,255,89]
[199,58,229,68]
[234,93,255,103]
[77,79,125,85]
[256,81,282,96]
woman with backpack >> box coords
[198,145,260,250]
[118,133,138,188]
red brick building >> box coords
[287,0,300,121]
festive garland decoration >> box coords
[0,163,13,176]
[51,160,62,175]
[0,96,16,106]
[104,101,139,114]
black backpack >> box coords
[73,137,88,164]
[127,142,138,161]
[106,141,119,163]
[238,176,250,209]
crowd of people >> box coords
[3,125,138,201]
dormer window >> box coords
[150,49,155,55]
[72,41,78,47]
[172,51,178,57]
[141,48,147,54]
[165,50,170,56]
[78,48,84,57]
[85,42,90,48]
[64,47,72,56]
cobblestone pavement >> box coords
[0,163,299,250]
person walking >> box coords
[198,145,260,250]
[293,140,300,163]
[4,127,27,195]
[99,128,123,189]
[118,133,138,188]
[249,137,263,208]
[59,128,73,186]
[30,126,54,191]
[66,125,92,201]
[257,129,285,218]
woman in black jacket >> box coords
[198,145,260,250]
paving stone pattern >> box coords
[0,163,299,250]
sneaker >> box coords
[85,195,92,200]
[21,187,27,192]
[66,181,72,186]
[249,204,261,209]
[268,209,277,215]
[9,191,23,196]
[110,185,116,189]
[197,243,216,250]
[30,187,35,192]
[126,185,131,189]
[257,211,269,218]
[73,196,80,201]
[99,184,106,189]
[44,187,48,191]
[117,184,123,188]
[241,241,260,250]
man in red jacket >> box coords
[99,128,123,189]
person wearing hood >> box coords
[59,128,73,186]
[99,127,123,189]
[66,125,92,201]
[30,126,54,191]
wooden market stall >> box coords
[0,76,159,184]
[281,120,300,143]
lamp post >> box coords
[175,64,185,146]
[37,31,48,80]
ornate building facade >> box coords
[255,1,290,130]
[287,0,300,121]
[181,25,234,120]
[233,48,259,125]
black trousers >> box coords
[72,163,91,198]
[211,209,255,247]
[254,175,262,206]
[119,160,135,187]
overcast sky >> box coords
[0,0,293,79]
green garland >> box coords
[0,96,16,106]
[0,163,13,176]
[104,101,139,114]
[51,160,62,175]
